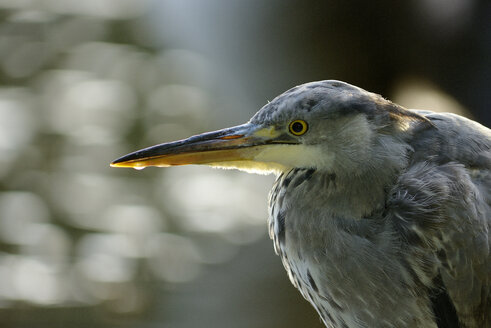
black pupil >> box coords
[292,122,304,133]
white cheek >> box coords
[254,144,334,170]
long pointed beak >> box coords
[111,123,285,169]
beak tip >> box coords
[110,160,143,169]
[110,155,135,168]
[109,161,126,168]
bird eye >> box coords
[289,120,308,136]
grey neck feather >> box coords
[307,134,412,219]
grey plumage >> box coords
[112,80,491,328]
[264,81,490,328]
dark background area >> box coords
[0,1,489,327]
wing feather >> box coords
[389,111,490,327]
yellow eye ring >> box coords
[289,120,308,136]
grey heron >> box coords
[112,80,490,328]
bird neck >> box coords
[277,137,410,219]
[325,134,411,218]
[319,170,389,218]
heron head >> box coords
[111,80,430,175]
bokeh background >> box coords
[0,1,489,327]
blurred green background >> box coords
[0,1,489,327]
